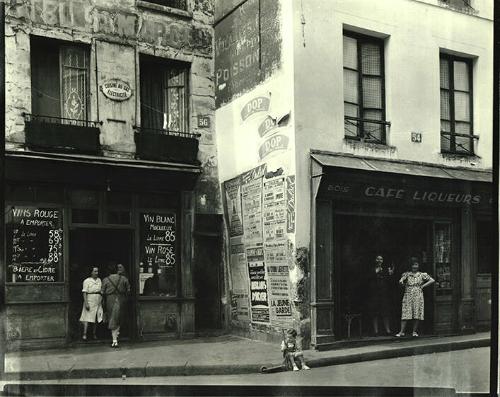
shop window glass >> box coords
[106,192,132,207]
[31,37,89,122]
[6,185,36,202]
[477,220,493,274]
[36,186,65,203]
[6,206,64,283]
[140,56,189,134]
[139,212,178,297]
[434,222,452,296]
[440,54,474,154]
[69,189,99,207]
[343,32,386,144]
[106,210,131,225]
[72,209,99,224]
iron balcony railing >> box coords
[23,113,102,128]
[441,131,479,156]
[344,115,391,145]
[134,126,201,139]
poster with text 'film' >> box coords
[229,237,250,323]
[247,246,270,323]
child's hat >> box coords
[286,328,297,337]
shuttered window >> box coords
[343,32,386,144]
[140,56,189,134]
[440,55,474,154]
[31,37,89,122]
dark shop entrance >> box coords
[336,214,435,338]
[69,228,134,342]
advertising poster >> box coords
[262,176,287,243]
[229,237,250,322]
[286,175,296,233]
[265,241,293,326]
[246,246,270,323]
[224,176,244,237]
[242,178,264,246]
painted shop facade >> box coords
[4,0,224,349]
[215,0,493,349]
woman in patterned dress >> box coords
[396,257,435,337]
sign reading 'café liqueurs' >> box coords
[100,78,132,101]
[6,206,63,283]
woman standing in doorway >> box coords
[396,257,435,337]
[367,255,394,336]
[101,263,130,347]
[79,266,103,341]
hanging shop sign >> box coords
[100,78,133,101]
[6,207,63,283]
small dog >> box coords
[281,329,310,371]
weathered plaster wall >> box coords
[5,0,221,214]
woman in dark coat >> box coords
[367,255,394,336]
[101,263,130,347]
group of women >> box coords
[367,255,435,337]
[79,263,130,347]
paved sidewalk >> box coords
[3,332,490,380]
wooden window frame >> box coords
[343,31,388,144]
[440,53,475,155]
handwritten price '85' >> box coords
[164,230,176,242]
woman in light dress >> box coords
[79,266,103,340]
[396,257,435,337]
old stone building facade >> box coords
[4,0,223,349]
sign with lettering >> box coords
[241,97,270,121]
[320,178,493,208]
[258,134,289,160]
[100,79,132,101]
[247,246,269,323]
[215,0,281,107]
[197,115,211,128]
[286,176,296,233]
[139,212,177,296]
[262,177,287,243]
[258,116,277,137]
[241,178,264,246]
[6,207,63,283]
[224,176,244,237]
[411,132,422,143]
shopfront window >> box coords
[139,212,178,297]
[5,206,64,283]
[434,222,452,296]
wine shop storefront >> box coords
[3,153,207,350]
[310,153,494,348]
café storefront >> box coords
[3,152,203,350]
[310,152,493,348]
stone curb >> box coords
[2,337,490,381]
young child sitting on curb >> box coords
[281,328,310,371]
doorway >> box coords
[336,214,434,337]
[193,234,223,331]
[69,228,134,342]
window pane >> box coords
[343,69,359,104]
[441,121,451,152]
[165,68,187,133]
[454,91,470,121]
[72,209,99,224]
[453,61,469,92]
[344,103,359,137]
[343,36,358,70]
[441,120,451,132]
[363,109,383,142]
[361,43,381,75]
[61,47,88,121]
[440,59,449,89]
[440,90,450,120]
[455,135,472,153]
[362,77,382,108]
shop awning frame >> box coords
[311,150,492,184]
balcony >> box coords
[441,131,479,156]
[24,114,101,155]
[344,116,391,145]
[134,127,200,164]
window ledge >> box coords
[344,138,396,153]
[136,1,193,19]
[440,152,481,160]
